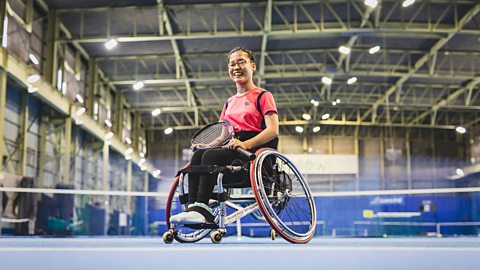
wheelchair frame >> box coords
[163,148,317,244]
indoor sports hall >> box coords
[0,0,479,269]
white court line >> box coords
[0,246,480,252]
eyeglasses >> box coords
[228,59,248,68]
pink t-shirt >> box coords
[220,88,278,132]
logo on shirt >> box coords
[244,101,251,106]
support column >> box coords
[406,129,412,189]
[17,92,29,175]
[37,116,48,187]
[87,58,97,117]
[43,10,59,85]
[126,160,132,215]
[380,131,385,190]
[102,141,110,235]
[354,126,360,191]
[114,92,123,135]
[62,116,72,184]
[0,0,7,47]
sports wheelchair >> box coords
[162,148,317,244]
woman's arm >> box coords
[228,112,279,150]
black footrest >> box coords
[183,223,219,230]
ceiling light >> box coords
[140,165,147,171]
[312,126,321,133]
[105,38,118,50]
[125,147,133,155]
[302,113,311,120]
[402,0,415,8]
[310,99,316,104]
[105,119,112,127]
[321,113,330,120]
[313,101,319,107]
[347,77,357,85]
[321,76,332,85]
[364,0,378,8]
[152,108,162,116]
[456,168,464,177]
[332,101,337,106]
[140,152,145,158]
[336,99,341,103]
[125,137,132,144]
[338,46,351,55]
[75,119,83,126]
[75,107,86,116]
[125,155,131,161]
[105,132,113,140]
[139,158,146,165]
[75,94,84,104]
[369,45,381,54]
[295,126,304,133]
[27,86,38,93]
[455,126,466,134]
[29,54,39,65]
[164,127,173,135]
[153,170,161,178]
[27,74,40,83]
[133,81,144,90]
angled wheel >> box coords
[250,148,317,244]
[166,165,212,243]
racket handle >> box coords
[236,147,256,160]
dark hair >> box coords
[227,47,256,63]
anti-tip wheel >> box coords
[163,230,175,244]
[210,231,223,244]
[270,229,276,241]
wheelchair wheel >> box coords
[165,173,212,243]
[250,148,317,244]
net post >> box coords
[236,218,242,240]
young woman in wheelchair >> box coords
[169,47,280,225]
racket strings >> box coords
[192,123,233,147]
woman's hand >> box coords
[227,138,249,150]
[191,143,209,150]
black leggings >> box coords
[187,148,248,205]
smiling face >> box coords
[228,50,256,85]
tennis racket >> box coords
[191,121,256,160]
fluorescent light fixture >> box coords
[125,155,131,161]
[139,158,146,165]
[455,126,466,134]
[310,99,316,104]
[364,0,378,8]
[347,77,357,85]
[2,16,7,48]
[75,119,83,126]
[321,76,332,85]
[152,108,162,116]
[164,127,173,135]
[332,101,337,106]
[295,126,304,133]
[105,119,112,127]
[313,101,319,107]
[27,86,38,93]
[302,113,311,120]
[27,74,40,84]
[338,46,351,55]
[369,45,381,54]
[133,81,144,90]
[456,168,464,177]
[75,107,86,116]
[153,170,161,178]
[56,69,63,90]
[105,132,113,140]
[140,165,147,171]
[75,94,84,104]
[321,113,330,120]
[62,82,67,95]
[105,38,118,50]
[140,152,145,158]
[336,99,341,103]
[402,0,415,7]
[125,137,132,144]
[29,54,39,65]
[313,126,321,133]
[125,147,133,155]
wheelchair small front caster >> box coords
[163,230,175,244]
[210,231,224,244]
[270,229,276,241]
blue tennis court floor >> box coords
[0,236,479,270]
